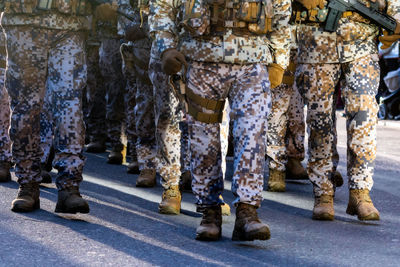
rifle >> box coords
[325,0,400,34]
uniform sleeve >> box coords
[267,0,292,69]
[149,0,181,55]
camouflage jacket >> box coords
[295,0,400,63]
[149,0,292,67]
[0,0,93,30]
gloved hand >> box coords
[379,30,400,50]
[124,24,147,42]
[161,49,188,75]
[95,3,118,21]
[296,0,325,9]
[268,63,285,89]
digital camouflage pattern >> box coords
[85,42,107,144]
[120,42,157,170]
[150,0,292,67]
[297,55,380,196]
[149,53,183,188]
[0,30,11,164]
[3,26,87,189]
[40,82,54,165]
[187,62,270,207]
[296,0,400,196]
[99,38,126,151]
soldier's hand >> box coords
[379,30,400,50]
[124,24,146,42]
[268,63,285,89]
[95,3,118,21]
[161,49,188,75]
[296,0,325,9]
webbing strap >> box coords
[187,103,223,124]
[185,86,225,111]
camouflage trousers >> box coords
[149,50,183,188]
[120,42,157,170]
[188,61,270,208]
[267,80,305,172]
[297,54,379,196]
[4,26,86,189]
[85,42,107,143]
[0,31,11,164]
[88,39,125,151]
[39,83,54,165]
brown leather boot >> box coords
[11,183,40,212]
[0,161,11,182]
[346,189,380,221]
[232,203,270,241]
[267,169,286,192]
[159,185,181,215]
[85,141,106,153]
[286,157,308,180]
[55,187,90,214]
[312,195,334,221]
[196,205,222,241]
[136,169,156,187]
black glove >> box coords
[161,49,188,75]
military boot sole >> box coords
[158,204,180,215]
[312,212,334,221]
[232,226,271,241]
[55,203,90,214]
[11,199,40,212]
[196,231,221,241]
[346,206,380,221]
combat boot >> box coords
[0,161,11,182]
[312,195,334,221]
[267,169,286,192]
[179,170,192,192]
[107,150,123,165]
[40,164,52,184]
[286,157,308,180]
[136,168,156,187]
[196,205,222,241]
[159,185,181,215]
[332,171,343,187]
[232,203,270,241]
[11,183,40,212]
[85,141,106,153]
[346,189,380,221]
[55,187,90,214]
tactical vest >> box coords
[180,0,273,37]
[4,0,91,15]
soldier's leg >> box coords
[120,43,139,174]
[48,30,88,214]
[134,48,157,185]
[85,43,107,153]
[39,85,54,183]
[266,82,291,191]
[6,26,48,211]
[99,38,126,164]
[229,63,270,241]
[297,63,341,220]
[342,54,380,220]
[0,31,12,182]
[285,77,308,180]
[149,55,182,214]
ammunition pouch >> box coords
[180,0,273,37]
[169,74,225,124]
[4,0,90,15]
[282,61,296,86]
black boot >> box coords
[55,187,89,214]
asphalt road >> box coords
[0,114,399,266]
